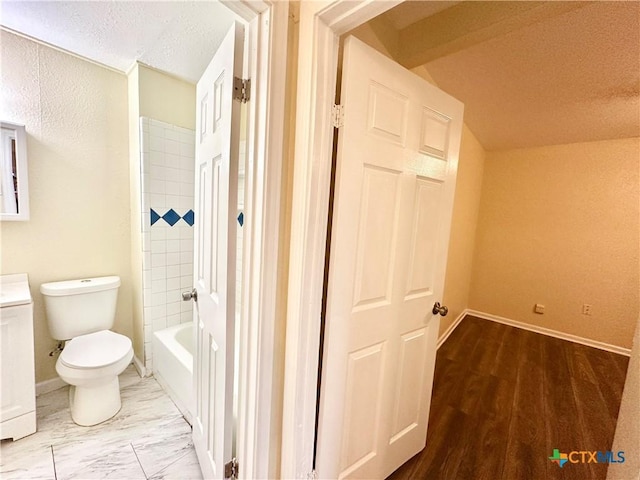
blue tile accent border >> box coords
[183,210,194,226]
[150,208,194,227]
[162,208,181,226]
[150,209,161,226]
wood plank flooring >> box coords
[387,315,629,480]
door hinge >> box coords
[224,458,239,479]
[332,104,344,128]
[233,77,251,103]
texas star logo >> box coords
[549,449,569,468]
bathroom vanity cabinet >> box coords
[0,273,36,440]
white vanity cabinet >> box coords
[0,273,36,440]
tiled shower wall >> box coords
[139,117,195,371]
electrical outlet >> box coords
[582,304,592,315]
[534,304,545,314]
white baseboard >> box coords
[36,376,66,396]
[133,355,147,377]
[437,309,469,349]
[467,309,631,357]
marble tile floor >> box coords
[1,365,203,480]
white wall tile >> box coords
[151,279,166,294]
[150,150,164,167]
[166,181,180,196]
[180,142,195,157]
[166,265,181,278]
[167,277,180,291]
[166,289,181,304]
[166,228,180,240]
[142,213,151,232]
[151,240,166,254]
[166,194,181,207]
[165,128,181,142]
[166,167,181,182]
[151,166,167,181]
[180,156,195,171]
[151,253,166,267]
[165,139,180,155]
[148,305,165,319]
[179,131,193,143]
[167,302,181,316]
[166,252,180,266]
[150,135,163,152]
[153,316,167,332]
[165,153,180,167]
[151,292,167,307]
[140,118,196,370]
[150,125,164,139]
[142,233,151,252]
[180,228,193,240]
[151,266,166,281]
[178,182,194,196]
[179,169,193,184]
[151,228,167,240]
[180,239,193,252]
[166,239,180,253]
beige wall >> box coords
[126,63,196,363]
[469,138,640,348]
[0,31,131,383]
[440,125,486,334]
[138,65,196,130]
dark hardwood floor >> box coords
[387,315,629,480]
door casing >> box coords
[281,2,408,479]
[217,2,289,479]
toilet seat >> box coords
[60,330,132,369]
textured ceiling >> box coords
[0,1,236,83]
[380,1,640,151]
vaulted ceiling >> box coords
[1,1,638,151]
[356,1,640,151]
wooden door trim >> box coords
[281,2,403,478]
[216,2,289,479]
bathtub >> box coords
[153,322,193,424]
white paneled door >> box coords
[192,22,243,479]
[317,36,464,479]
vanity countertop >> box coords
[0,273,32,307]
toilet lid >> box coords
[60,330,132,369]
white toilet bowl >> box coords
[56,330,133,426]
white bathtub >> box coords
[153,322,193,424]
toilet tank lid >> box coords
[40,276,121,296]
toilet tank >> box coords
[40,276,121,340]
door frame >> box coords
[220,1,288,478]
[281,1,404,478]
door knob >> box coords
[432,302,448,316]
[182,288,198,302]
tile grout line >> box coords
[148,448,194,479]
[130,443,149,479]
[50,445,58,480]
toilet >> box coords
[40,276,133,426]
